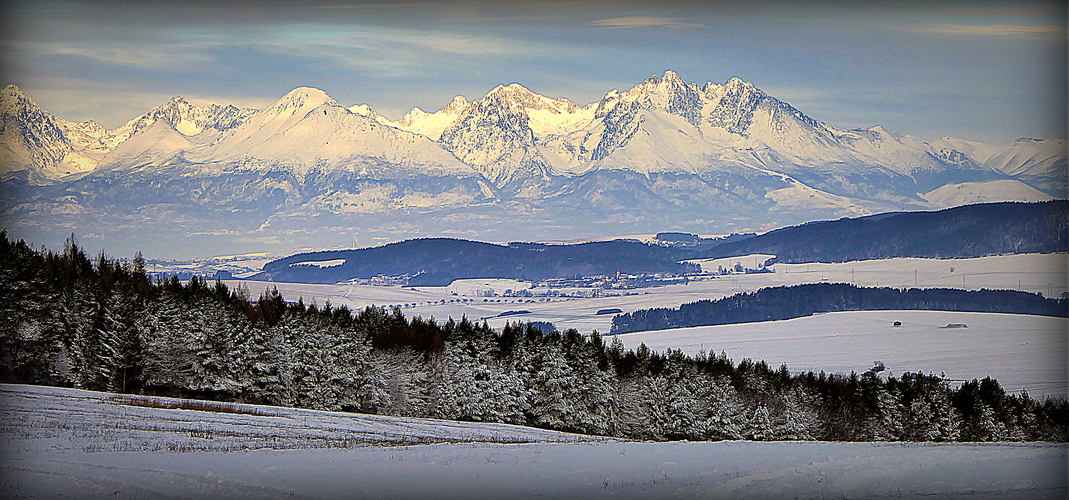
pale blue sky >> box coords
[3,0,1065,144]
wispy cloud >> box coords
[590,16,703,29]
[245,25,595,76]
[945,5,1067,17]
[906,24,1067,39]
[7,40,215,68]
[314,2,439,9]
[15,77,276,128]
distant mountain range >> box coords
[259,201,1067,285]
[1,72,1064,257]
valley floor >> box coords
[1,385,1064,499]
[227,252,1068,334]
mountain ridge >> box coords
[1,71,1064,258]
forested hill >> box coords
[610,283,1068,334]
[699,200,1068,263]
[256,238,699,285]
[256,201,1066,285]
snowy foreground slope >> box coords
[2,385,1065,500]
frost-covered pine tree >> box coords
[529,341,583,431]
[778,387,821,440]
[613,375,653,438]
[239,321,294,406]
[142,291,195,394]
[563,336,615,436]
[372,348,427,416]
[97,291,146,394]
[746,403,776,441]
[904,380,961,442]
[437,340,530,424]
[868,385,905,441]
[700,376,746,441]
[184,301,245,398]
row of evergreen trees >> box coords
[1,232,1065,442]
[611,282,1068,334]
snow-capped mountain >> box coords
[1,84,99,181]
[1,72,1064,257]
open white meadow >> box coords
[616,310,1068,399]
[2,384,1065,500]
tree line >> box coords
[610,282,1068,334]
[1,231,1065,442]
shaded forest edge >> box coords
[1,232,1065,442]
[610,283,1068,334]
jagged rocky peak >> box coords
[481,83,580,114]
[704,76,771,136]
[628,70,695,94]
[397,106,429,126]
[3,83,25,101]
[2,84,61,135]
[118,95,254,137]
[441,95,470,113]
[2,83,43,115]
[602,69,706,126]
[0,83,78,179]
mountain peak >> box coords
[724,76,754,90]
[486,83,537,99]
[440,96,469,114]
[662,70,683,82]
[480,84,579,114]
[273,87,338,111]
[2,84,35,108]
[348,103,379,118]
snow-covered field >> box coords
[215,253,1069,402]
[2,384,1065,500]
[226,252,1067,334]
[617,310,1068,399]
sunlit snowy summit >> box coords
[1,72,1064,255]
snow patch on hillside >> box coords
[922,179,1055,208]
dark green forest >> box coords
[257,238,700,285]
[1,232,1065,442]
[610,283,1068,334]
[702,200,1068,263]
